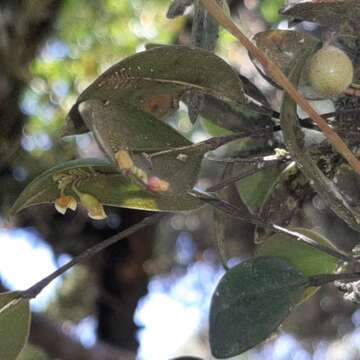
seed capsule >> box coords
[308,45,354,97]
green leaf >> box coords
[10,159,203,215]
[78,100,235,195]
[281,0,359,30]
[236,162,284,213]
[167,0,194,19]
[256,227,339,302]
[256,228,338,277]
[260,0,284,23]
[200,117,234,137]
[209,257,308,358]
[0,292,31,360]
[255,162,309,242]
[194,94,274,133]
[333,163,360,207]
[62,45,245,136]
[253,30,320,86]
[281,2,359,53]
[78,99,190,153]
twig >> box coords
[310,272,360,287]
[20,213,165,299]
[213,163,234,270]
[200,0,360,176]
[147,132,264,159]
[207,160,281,192]
[190,189,352,262]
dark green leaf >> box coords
[253,30,320,86]
[281,1,360,48]
[193,94,274,133]
[236,162,283,213]
[63,45,245,136]
[256,227,339,302]
[200,117,233,136]
[0,292,31,360]
[78,100,238,195]
[256,228,338,277]
[255,162,309,243]
[10,159,203,215]
[191,0,219,52]
[209,257,308,358]
[333,163,360,208]
[281,0,359,29]
[78,99,190,154]
[167,0,194,18]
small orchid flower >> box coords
[79,193,107,220]
[54,195,77,215]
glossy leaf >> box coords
[257,228,338,278]
[167,0,194,18]
[209,257,308,358]
[200,117,233,137]
[78,100,232,195]
[255,162,309,243]
[333,163,360,208]
[63,45,245,136]
[10,159,203,215]
[253,30,320,85]
[78,99,190,154]
[256,227,339,301]
[194,94,274,133]
[281,1,360,49]
[0,292,31,360]
[281,1,359,29]
[236,162,284,213]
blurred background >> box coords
[1,0,360,359]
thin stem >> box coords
[214,162,235,271]
[273,107,360,130]
[310,272,360,287]
[200,0,360,176]
[207,160,281,192]
[147,132,265,159]
[190,189,352,262]
[20,213,166,299]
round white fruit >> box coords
[308,45,354,97]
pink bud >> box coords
[147,176,170,193]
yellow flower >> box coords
[79,193,107,220]
[115,150,134,173]
[54,195,77,215]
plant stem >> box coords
[310,272,360,287]
[200,0,360,176]
[207,160,281,192]
[148,132,266,159]
[20,213,166,299]
[191,189,352,262]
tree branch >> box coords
[20,213,166,299]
